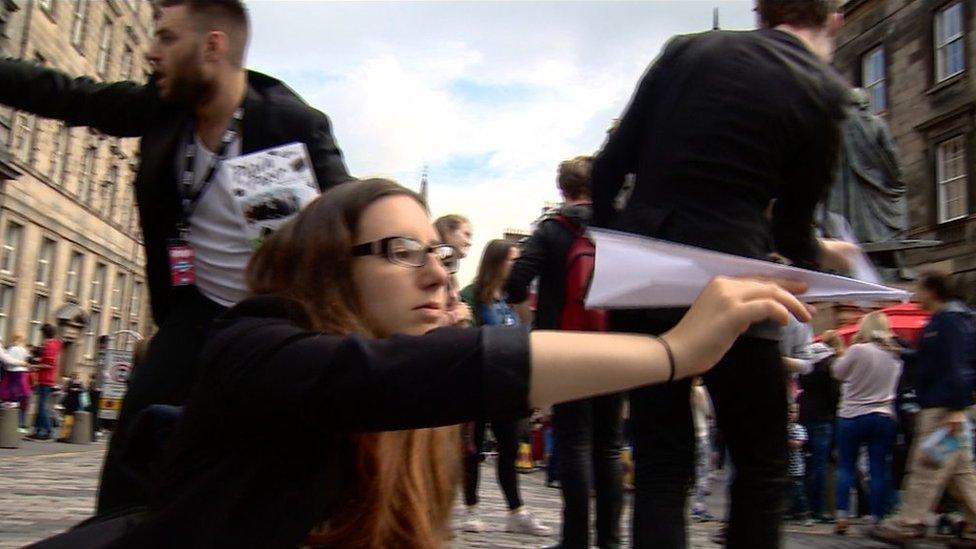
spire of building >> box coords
[419,165,429,202]
[713,7,720,30]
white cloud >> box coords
[245,0,757,284]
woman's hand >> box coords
[665,277,812,378]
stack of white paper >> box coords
[585,229,911,309]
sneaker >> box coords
[506,509,552,536]
[17,428,27,434]
[803,519,814,527]
[460,513,487,533]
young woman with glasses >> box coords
[39,178,810,548]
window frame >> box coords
[34,237,57,288]
[936,134,970,223]
[95,16,113,76]
[70,0,89,50]
[1,221,23,276]
[861,45,887,115]
[934,1,967,83]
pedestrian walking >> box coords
[797,333,842,523]
[505,155,625,549]
[27,325,62,441]
[787,404,812,525]
[0,334,30,432]
[832,312,903,533]
[589,1,854,546]
[871,273,976,548]
[0,0,352,513]
[460,240,551,537]
[30,178,812,548]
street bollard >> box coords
[0,404,20,449]
[69,411,92,445]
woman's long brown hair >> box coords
[473,239,518,306]
[247,178,459,548]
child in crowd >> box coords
[788,403,812,526]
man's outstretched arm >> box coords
[0,58,158,137]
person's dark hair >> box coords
[247,179,458,548]
[474,239,518,305]
[41,324,57,339]
[154,0,250,66]
[433,214,470,242]
[557,155,593,200]
[919,271,956,302]
[756,0,841,29]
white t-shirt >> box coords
[2,345,29,372]
[181,135,252,307]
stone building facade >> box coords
[835,0,976,302]
[0,0,155,379]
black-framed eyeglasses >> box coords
[352,236,459,274]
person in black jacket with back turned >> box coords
[589,1,856,547]
[506,156,625,549]
[0,0,352,515]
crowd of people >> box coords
[0,0,972,548]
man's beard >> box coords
[163,61,215,108]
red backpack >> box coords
[554,215,607,331]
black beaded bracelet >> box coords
[655,335,676,383]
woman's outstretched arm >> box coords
[528,277,811,407]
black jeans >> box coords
[554,393,625,549]
[616,309,788,549]
[96,289,226,515]
[464,419,522,510]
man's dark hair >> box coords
[919,271,957,302]
[155,0,250,65]
[41,323,57,339]
[557,156,593,200]
[756,0,841,29]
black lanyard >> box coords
[177,108,244,238]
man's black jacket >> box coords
[505,203,591,330]
[0,61,353,324]
[591,29,848,267]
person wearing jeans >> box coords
[553,394,625,548]
[29,324,62,441]
[798,335,842,522]
[830,312,902,533]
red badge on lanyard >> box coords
[167,238,196,286]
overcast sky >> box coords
[245,0,759,285]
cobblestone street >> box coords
[0,440,957,548]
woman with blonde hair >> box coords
[831,311,903,533]
[0,333,30,431]
[34,179,812,548]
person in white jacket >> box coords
[0,334,31,431]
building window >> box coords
[70,0,89,49]
[35,238,56,288]
[112,272,126,311]
[28,294,49,345]
[935,1,966,83]
[11,112,36,164]
[109,315,122,342]
[1,222,23,275]
[0,284,13,341]
[85,310,101,358]
[862,46,886,115]
[120,45,134,81]
[101,165,119,217]
[78,145,97,205]
[937,135,969,223]
[90,262,106,307]
[65,251,84,298]
[96,18,113,76]
[49,123,71,185]
[130,281,142,318]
